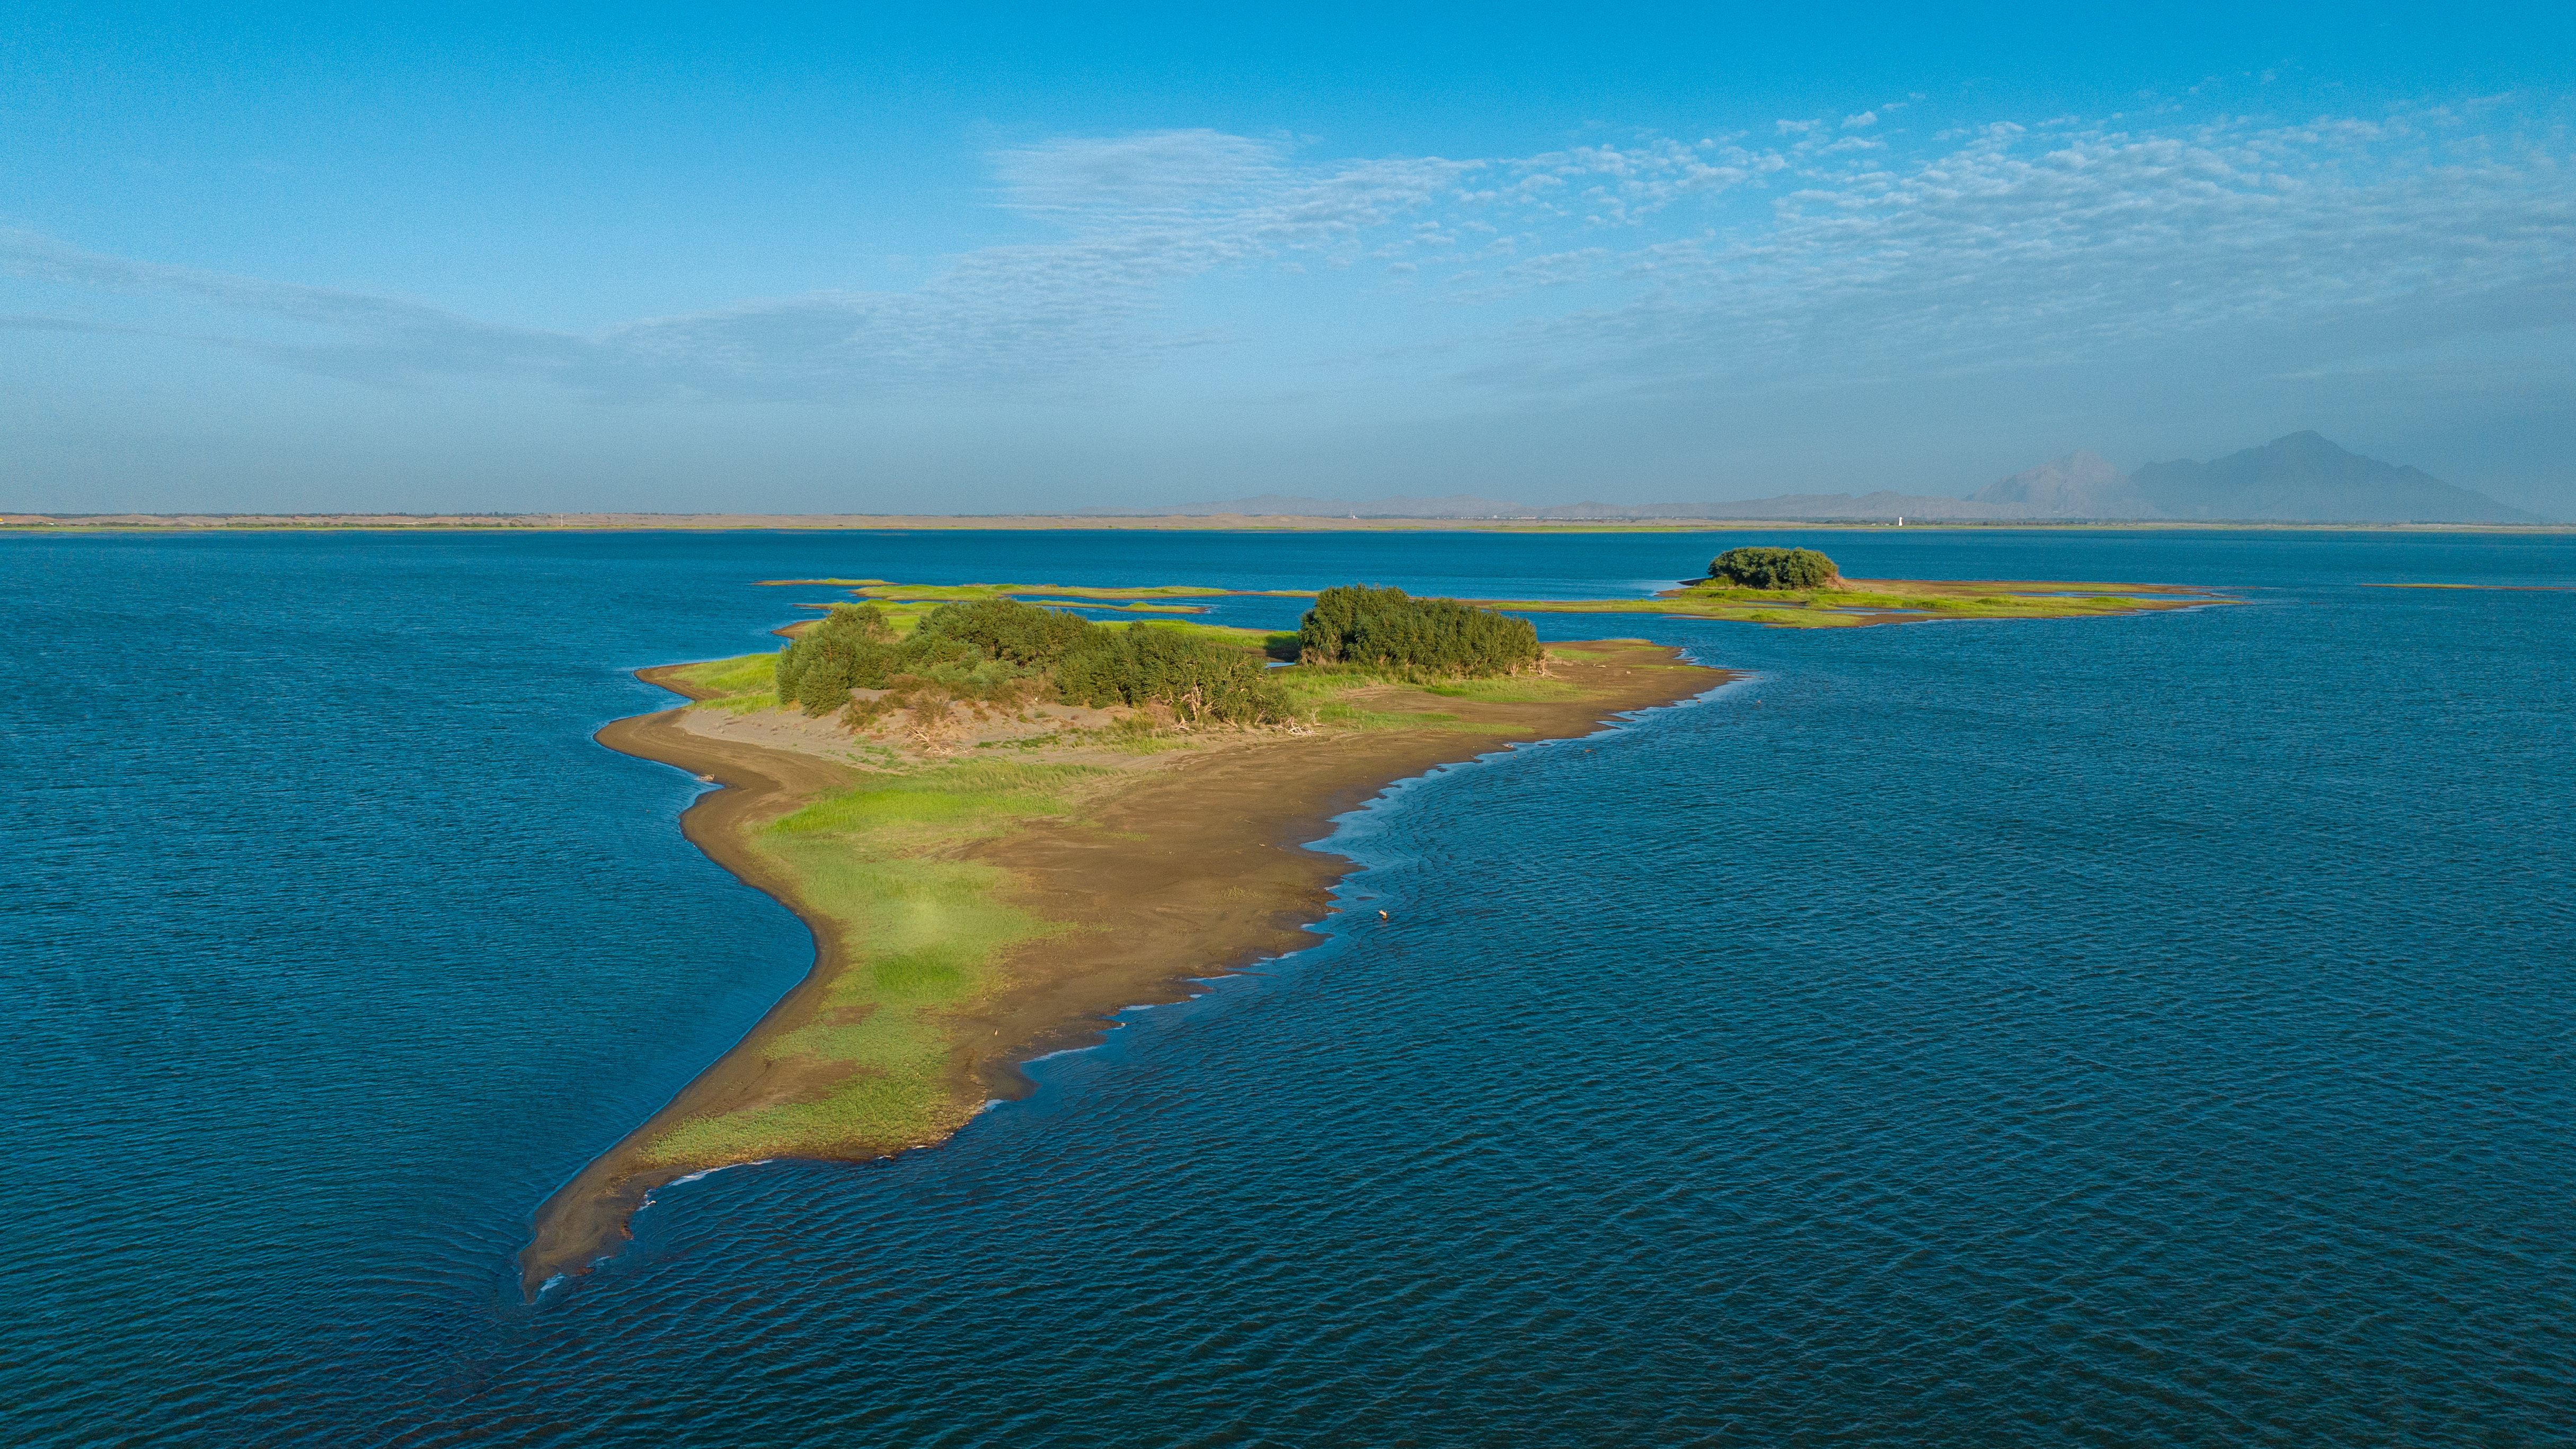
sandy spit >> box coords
[519,644,1729,1293]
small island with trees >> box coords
[1705,546,1843,589]
[523,560,2229,1293]
[1486,546,2223,628]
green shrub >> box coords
[772,606,997,713]
[1057,622,1290,724]
[774,596,1290,725]
[1296,586,1541,677]
[1706,546,1839,589]
[915,597,1095,667]
[778,605,891,712]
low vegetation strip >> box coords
[1458,548,2230,629]
[762,566,2229,641]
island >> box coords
[521,562,2229,1292]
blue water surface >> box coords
[6,528,2571,1446]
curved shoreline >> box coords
[520,667,860,1293]
[520,644,1731,1294]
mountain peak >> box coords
[2263,430,2345,456]
[2129,434,2534,522]
[1960,434,2537,522]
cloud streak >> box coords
[1467,107,2576,397]
[6,99,2571,409]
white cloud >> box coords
[6,103,2571,417]
[988,129,1287,214]
[1458,107,2576,399]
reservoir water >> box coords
[7,528,2571,1445]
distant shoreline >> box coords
[7,513,2568,535]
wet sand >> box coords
[520,643,1728,1293]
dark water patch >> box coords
[6,529,2571,1445]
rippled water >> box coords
[7,529,2571,1445]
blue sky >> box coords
[5,3,2572,515]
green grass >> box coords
[1471,578,2221,629]
[640,762,1104,1163]
[775,586,1308,642]
[768,578,1303,601]
[772,570,2207,645]
[1266,660,1562,700]
[761,578,1318,646]
[1248,664,1557,731]
[1118,617,1279,650]
[1313,701,1456,729]
[1414,675,1586,702]
[1023,599,1212,614]
[667,652,783,712]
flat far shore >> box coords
[519,640,1730,1294]
[7,511,2566,535]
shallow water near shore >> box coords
[7,528,2572,1446]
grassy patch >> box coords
[1024,599,1212,614]
[1414,675,1586,702]
[758,579,1318,644]
[1114,617,1280,650]
[764,573,2219,650]
[1468,577,2224,629]
[1313,701,1458,729]
[768,759,1100,841]
[639,762,1103,1163]
[1250,667,1543,730]
[773,578,1304,601]
[668,652,782,713]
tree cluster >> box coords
[1705,546,1840,589]
[1053,621,1283,722]
[1295,585,1542,676]
[772,598,1290,727]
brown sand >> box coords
[518,643,1728,1292]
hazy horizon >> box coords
[5,5,2572,518]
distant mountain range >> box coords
[1969,433,2540,522]
[1078,434,2544,523]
